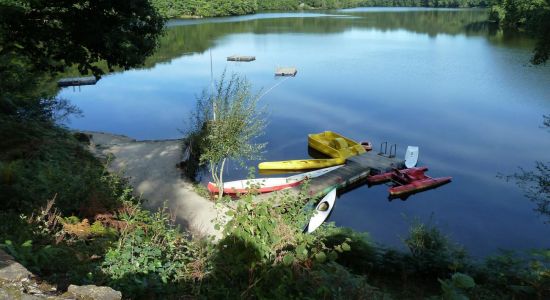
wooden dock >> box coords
[275,67,297,77]
[255,151,404,202]
[227,55,256,62]
[58,76,97,87]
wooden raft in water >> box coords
[275,67,297,77]
[57,76,97,87]
[255,151,405,202]
[227,55,256,62]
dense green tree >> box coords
[489,0,550,64]
[0,0,164,78]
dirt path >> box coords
[85,131,220,237]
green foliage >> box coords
[438,273,476,300]
[197,189,384,299]
[102,202,196,297]
[191,72,266,200]
[489,4,506,24]
[0,122,127,215]
[480,250,550,298]
[151,0,492,19]
[1,240,67,274]
[404,218,467,276]
[489,0,550,64]
[0,0,164,78]
[152,0,258,18]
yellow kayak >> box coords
[258,158,345,171]
[308,131,365,159]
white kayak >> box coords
[405,146,419,168]
[208,165,342,195]
[306,188,337,233]
[207,177,302,195]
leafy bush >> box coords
[0,122,123,215]
[101,202,197,297]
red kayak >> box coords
[367,167,451,197]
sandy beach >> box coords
[84,131,220,237]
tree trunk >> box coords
[217,158,226,201]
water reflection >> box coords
[145,9,501,70]
[503,116,550,223]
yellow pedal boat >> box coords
[258,158,345,171]
[308,131,365,159]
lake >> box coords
[60,8,550,257]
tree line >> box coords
[489,0,550,64]
[151,0,493,18]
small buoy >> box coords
[360,141,373,151]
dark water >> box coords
[60,8,550,256]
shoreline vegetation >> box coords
[488,0,550,65]
[1,0,549,298]
[151,0,494,19]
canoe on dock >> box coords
[258,158,345,171]
[227,55,255,62]
[308,131,366,159]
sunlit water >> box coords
[60,8,550,256]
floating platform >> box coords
[275,67,297,77]
[57,76,97,87]
[227,55,256,62]
[255,151,405,202]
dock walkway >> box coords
[255,151,404,202]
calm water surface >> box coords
[60,8,550,256]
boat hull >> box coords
[258,158,345,171]
[389,177,452,197]
[307,188,337,233]
[308,131,365,159]
[207,178,302,195]
[286,165,343,181]
[367,167,429,184]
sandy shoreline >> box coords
[83,131,220,237]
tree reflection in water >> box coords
[502,116,550,222]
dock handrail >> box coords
[389,144,397,158]
[378,141,388,156]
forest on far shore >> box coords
[150,0,493,18]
